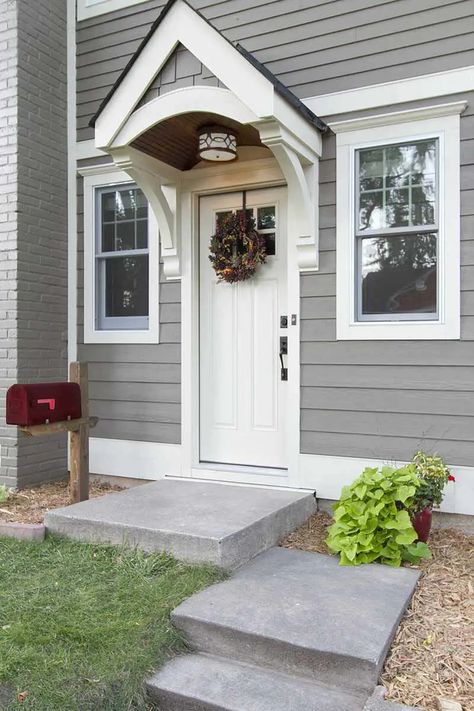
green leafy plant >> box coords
[326,465,431,567]
[411,450,455,512]
[0,485,9,504]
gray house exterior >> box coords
[1,0,473,515]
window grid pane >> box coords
[96,184,150,330]
[99,187,149,254]
[355,139,438,321]
[357,140,437,234]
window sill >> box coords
[84,327,160,345]
[337,319,460,341]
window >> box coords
[215,203,277,256]
[333,104,463,340]
[82,168,159,344]
[96,185,149,330]
[356,140,438,321]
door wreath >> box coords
[209,208,267,284]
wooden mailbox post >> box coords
[18,363,98,504]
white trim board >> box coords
[298,454,474,518]
[77,0,150,21]
[76,140,106,161]
[82,167,160,344]
[335,107,461,341]
[87,437,474,516]
[90,438,182,479]
[304,65,474,118]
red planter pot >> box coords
[411,506,433,543]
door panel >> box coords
[199,188,287,469]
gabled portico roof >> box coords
[89,0,327,135]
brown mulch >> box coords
[0,479,124,524]
[281,512,474,711]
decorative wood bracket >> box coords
[256,121,320,272]
[110,147,182,280]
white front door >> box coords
[199,187,288,469]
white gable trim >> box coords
[95,0,274,148]
[114,87,259,148]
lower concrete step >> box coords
[172,547,420,695]
[45,479,316,568]
[147,653,367,711]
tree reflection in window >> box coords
[356,140,438,320]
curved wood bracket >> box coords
[256,121,319,272]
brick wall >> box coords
[0,0,20,488]
[0,0,68,488]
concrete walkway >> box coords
[148,547,420,710]
[45,479,316,568]
[45,480,421,710]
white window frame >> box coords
[333,103,464,341]
[77,0,150,21]
[82,167,160,344]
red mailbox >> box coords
[6,383,82,426]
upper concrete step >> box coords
[44,479,316,568]
[147,653,367,711]
[172,547,420,695]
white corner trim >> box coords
[336,112,461,341]
[82,167,160,344]
[298,454,474,516]
[67,0,77,364]
[304,65,474,118]
[330,101,468,133]
[77,0,150,21]
[89,438,182,479]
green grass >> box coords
[0,535,224,710]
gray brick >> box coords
[0,0,67,488]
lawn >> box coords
[0,535,224,710]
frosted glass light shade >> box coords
[198,126,237,162]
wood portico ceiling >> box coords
[131,111,263,171]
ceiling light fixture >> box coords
[198,125,237,162]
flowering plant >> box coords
[410,451,455,512]
[209,211,267,283]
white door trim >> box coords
[179,158,301,486]
[199,188,288,469]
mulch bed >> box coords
[281,512,474,711]
[0,480,124,525]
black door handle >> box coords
[280,337,288,381]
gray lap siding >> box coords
[300,93,474,467]
[76,164,181,445]
[75,1,474,457]
[76,0,474,141]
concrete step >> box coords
[147,653,367,711]
[364,687,422,711]
[44,479,316,568]
[172,547,420,695]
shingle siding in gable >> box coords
[76,0,474,141]
[300,93,474,467]
[137,44,224,108]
